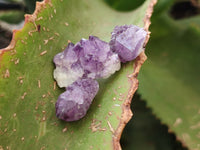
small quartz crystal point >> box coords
[55,78,99,122]
[109,25,147,63]
[79,36,121,79]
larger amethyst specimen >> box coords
[55,78,99,121]
[109,25,147,63]
[53,36,121,89]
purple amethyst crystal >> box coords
[53,25,147,122]
[55,78,99,121]
[109,25,147,63]
[79,36,121,79]
[53,36,121,88]
[53,43,84,88]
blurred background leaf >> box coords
[0,0,42,48]
[104,0,145,11]
[121,93,188,150]
[138,0,200,149]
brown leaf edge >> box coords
[0,0,51,56]
[0,0,157,149]
[112,0,157,149]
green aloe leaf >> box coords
[0,10,24,24]
[104,0,146,11]
[121,93,187,150]
[138,5,200,150]
[0,0,155,149]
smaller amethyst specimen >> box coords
[55,78,99,121]
[109,25,147,63]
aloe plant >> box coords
[139,1,200,150]
[0,0,156,149]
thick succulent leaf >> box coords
[0,10,24,24]
[121,94,187,150]
[104,0,146,11]
[0,0,155,149]
[138,10,200,150]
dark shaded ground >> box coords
[170,1,200,19]
[0,28,12,49]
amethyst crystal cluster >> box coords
[53,25,147,121]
